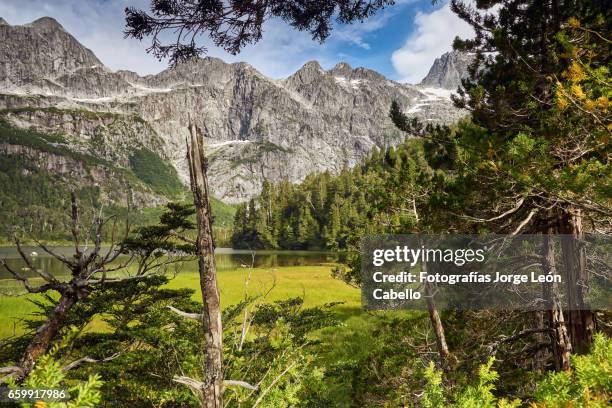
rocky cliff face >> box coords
[0,17,103,92]
[420,51,474,90]
[1,108,167,167]
[0,17,469,203]
[0,142,166,207]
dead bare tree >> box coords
[0,193,187,382]
[421,256,450,361]
[185,122,224,408]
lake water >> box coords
[0,246,343,281]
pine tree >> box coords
[449,0,609,352]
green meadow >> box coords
[0,264,366,339]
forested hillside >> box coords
[231,136,437,250]
[0,118,235,243]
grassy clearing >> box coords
[0,263,418,405]
[0,264,361,338]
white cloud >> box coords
[0,0,409,79]
[391,1,474,84]
[0,0,168,75]
[203,18,335,78]
[0,0,328,77]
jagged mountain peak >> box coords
[283,60,326,86]
[329,62,353,77]
[0,17,467,203]
[0,16,103,91]
[0,17,8,25]
[27,16,65,31]
[294,60,325,76]
[352,66,387,82]
[420,50,473,90]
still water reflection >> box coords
[0,247,344,281]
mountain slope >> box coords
[420,51,473,90]
[0,17,469,203]
[0,17,103,92]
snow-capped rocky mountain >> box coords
[0,17,468,203]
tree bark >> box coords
[186,123,223,408]
[422,259,449,361]
[18,291,77,380]
[534,310,546,373]
[558,208,596,353]
[541,231,571,371]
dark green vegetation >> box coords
[0,120,235,244]
[228,0,612,406]
[129,147,184,198]
[231,139,432,251]
[0,119,106,166]
[125,0,394,65]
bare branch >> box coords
[223,380,258,391]
[487,328,553,355]
[0,258,60,294]
[169,230,196,245]
[14,236,58,284]
[167,305,203,321]
[61,352,121,372]
[510,209,538,235]
[172,375,204,393]
[32,238,75,268]
[0,366,23,384]
[460,197,526,223]
[70,192,83,261]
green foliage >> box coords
[222,298,339,407]
[0,153,102,242]
[533,334,611,407]
[418,357,520,408]
[65,277,204,407]
[8,328,103,408]
[421,362,446,408]
[416,335,612,408]
[128,148,185,198]
[442,1,611,232]
[209,196,236,228]
[0,118,235,243]
[29,282,340,407]
[231,137,433,252]
[0,119,104,166]
[452,358,519,408]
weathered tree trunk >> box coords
[541,231,571,371]
[534,310,546,373]
[18,291,77,380]
[186,123,223,408]
[558,208,596,353]
[422,259,449,361]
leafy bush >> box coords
[532,334,611,408]
[419,358,520,408]
[417,334,611,408]
[7,329,103,408]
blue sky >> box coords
[0,0,473,83]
